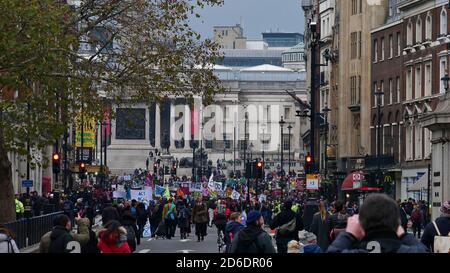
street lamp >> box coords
[249,142,254,162]
[287,125,292,175]
[441,69,450,92]
[279,116,286,177]
[322,105,331,179]
[261,123,266,167]
[374,86,385,188]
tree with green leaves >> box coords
[0,0,224,223]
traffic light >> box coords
[79,162,86,179]
[305,153,313,174]
[255,160,264,179]
[52,152,61,174]
[164,165,170,175]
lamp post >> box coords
[374,86,384,188]
[287,125,292,176]
[279,116,286,177]
[249,142,254,162]
[322,105,331,179]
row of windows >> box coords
[373,32,401,62]
[373,124,401,159]
[373,77,401,107]
[405,125,432,161]
[406,9,448,47]
[405,57,447,100]
[282,53,304,62]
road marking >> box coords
[180,239,192,242]
[147,238,154,241]
[176,249,194,253]
[139,249,151,253]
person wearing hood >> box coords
[48,214,73,253]
[230,211,276,253]
[224,212,245,253]
[270,200,304,253]
[120,210,139,252]
[0,225,19,253]
[39,214,90,253]
[97,220,131,253]
[327,194,428,253]
[421,200,450,252]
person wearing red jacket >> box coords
[97,220,131,253]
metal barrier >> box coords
[3,211,64,249]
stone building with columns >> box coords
[106,64,307,176]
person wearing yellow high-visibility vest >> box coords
[15,195,25,220]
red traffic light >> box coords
[305,154,313,164]
[52,153,60,161]
[80,162,86,168]
[257,161,263,168]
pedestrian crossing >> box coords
[138,249,151,253]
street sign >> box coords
[306,174,319,190]
[75,114,96,148]
[76,147,93,164]
[22,180,33,188]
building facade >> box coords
[106,65,308,176]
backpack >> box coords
[130,206,137,216]
[235,231,264,253]
[432,221,450,253]
[165,204,175,221]
[411,209,421,222]
[178,208,187,220]
[277,218,296,236]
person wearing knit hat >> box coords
[230,211,276,253]
[421,200,450,252]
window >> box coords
[351,0,358,15]
[440,9,447,36]
[381,37,385,60]
[380,80,385,106]
[415,125,422,160]
[424,128,431,159]
[389,79,393,105]
[415,66,422,99]
[358,31,362,59]
[396,32,401,56]
[373,39,378,62]
[416,17,422,43]
[425,63,432,97]
[407,22,413,45]
[398,125,402,160]
[440,57,447,93]
[351,32,358,59]
[284,107,291,120]
[351,76,359,106]
[389,35,393,58]
[373,82,378,107]
[406,67,413,100]
[426,14,432,40]
[396,76,400,102]
[406,126,413,160]
[283,134,290,150]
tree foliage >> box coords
[0,0,224,222]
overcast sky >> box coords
[190,0,305,40]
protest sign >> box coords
[113,191,126,199]
[130,188,153,201]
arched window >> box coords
[416,16,422,43]
[425,14,432,40]
[407,21,413,45]
[440,8,447,36]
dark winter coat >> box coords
[48,226,73,253]
[192,203,209,224]
[120,212,139,252]
[310,213,330,251]
[177,207,191,229]
[230,224,276,253]
[270,209,304,240]
[421,216,450,252]
[327,230,428,253]
[224,221,245,249]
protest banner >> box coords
[130,188,153,201]
[113,191,126,199]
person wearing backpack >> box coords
[327,194,428,253]
[327,200,349,242]
[0,225,20,253]
[224,212,245,253]
[178,202,191,239]
[421,200,450,253]
[162,198,177,240]
[269,200,304,253]
[120,210,139,252]
[411,205,424,238]
[230,211,276,253]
